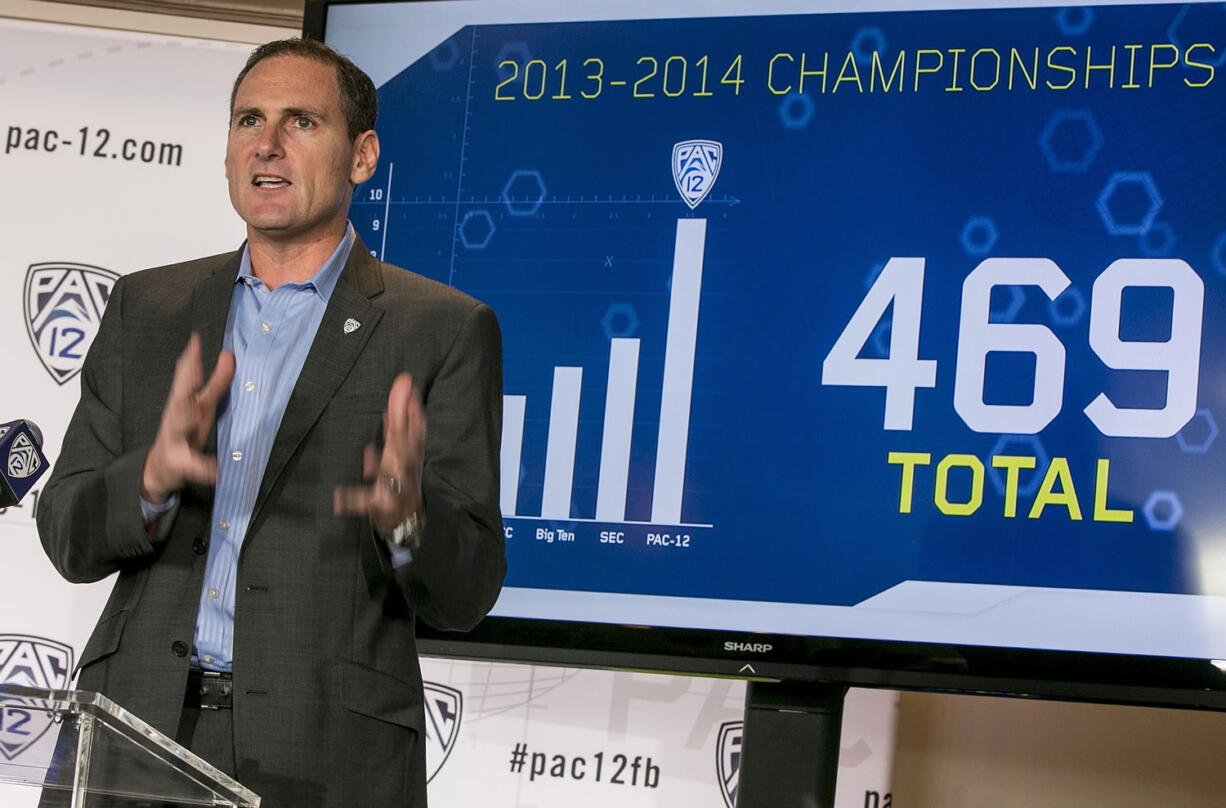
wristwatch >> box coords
[389,510,424,550]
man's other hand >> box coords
[333,372,426,534]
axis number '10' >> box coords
[821,257,1204,438]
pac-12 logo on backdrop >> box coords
[672,139,723,210]
[0,635,74,761]
[423,681,462,782]
[716,720,742,808]
[24,262,119,385]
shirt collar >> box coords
[235,222,356,303]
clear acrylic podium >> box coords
[0,683,259,807]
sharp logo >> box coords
[422,681,462,783]
[724,641,773,653]
[716,720,742,808]
[0,635,74,762]
[24,262,118,385]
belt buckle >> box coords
[197,670,232,711]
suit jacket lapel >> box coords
[190,249,243,458]
[247,240,386,535]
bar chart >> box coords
[500,218,711,529]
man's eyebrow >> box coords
[283,106,327,119]
[231,106,262,123]
[230,105,329,122]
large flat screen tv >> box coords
[306,0,1226,709]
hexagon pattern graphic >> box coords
[458,210,496,249]
[1096,171,1162,236]
[779,92,815,129]
[601,303,640,339]
[1048,286,1087,327]
[850,27,887,65]
[1175,409,1218,454]
[502,170,547,217]
[987,435,1049,498]
[1038,109,1103,173]
[1055,6,1095,36]
[960,216,998,256]
[1142,490,1183,532]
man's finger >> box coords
[333,485,373,516]
[180,452,219,486]
[168,333,203,401]
[405,388,427,451]
[362,445,379,480]
[384,373,413,443]
[198,349,236,409]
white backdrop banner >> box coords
[0,17,896,808]
[419,659,897,807]
[1,19,250,807]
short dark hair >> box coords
[230,38,377,140]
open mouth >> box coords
[252,175,290,189]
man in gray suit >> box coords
[37,38,505,807]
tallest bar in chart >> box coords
[501,219,708,527]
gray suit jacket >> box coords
[37,237,506,807]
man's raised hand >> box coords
[140,333,235,505]
[333,372,426,535]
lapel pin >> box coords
[344,317,361,334]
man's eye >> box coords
[238,115,259,127]
[294,117,314,129]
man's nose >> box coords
[254,126,283,159]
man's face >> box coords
[225,55,377,245]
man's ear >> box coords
[350,130,380,186]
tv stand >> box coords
[738,681,848,808]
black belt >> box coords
[184,669,233,710]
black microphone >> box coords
[0,419,49,508]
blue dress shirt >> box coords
[192,226,355,671]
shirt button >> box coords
[171,640,189,657]
[219,520,230,531]
[202,655,214,664]
[209,588,219,599]
[261,321,272,333]
[231,451,243,462]
[245,381,256,392]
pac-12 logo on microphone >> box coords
[672,139,723,210]
[423,681,462,782]
[0,635,74,761]
[6,432,41,479]
[24,262,119,385]
[716,720,742,808]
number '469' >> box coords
[821,257,1204,438]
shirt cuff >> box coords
[140,493,178,523]
[139,493,179,543]
[385,541,414,569]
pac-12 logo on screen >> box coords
[716,720,742,808]
[24,262,119,385]
[673,139,723,210]
[423,681,462,782]
[6,433,41,479]
[0,635,74,761]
